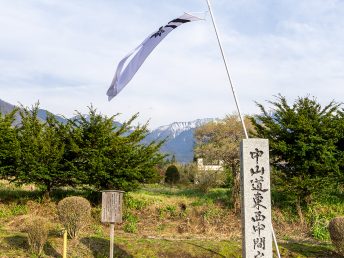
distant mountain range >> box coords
[0,99,66,125]
[0,99,216,163]
[145,119,217,163]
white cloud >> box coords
[0,0,343,128]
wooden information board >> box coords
[101,190,124,223]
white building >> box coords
[197,158,224,171]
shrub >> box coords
[25,216,49,256]
[165,165,180,185]
[178,163,197,185]
[195,170,225,193]
[57,196,91,239]
[329,217,344,256]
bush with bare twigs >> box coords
[57,196,91,239]
[25,216,49,256]
[329,217,344,256]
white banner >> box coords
[107,13,202,101]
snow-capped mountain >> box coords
[145,118,218,163]
[153,119,215,139]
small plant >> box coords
[11,203,28,215]
[203,207,220,220]
[91,206,102,221]
[92,224,104,238]
[125,195,148,210]
[158,205,177,219]
[329,217,344,256]
[165,205,177,217]
[25,216,49,256]
[156,223,167,232]
[123,212,138,233]
[310,215,330,240]
[165,165,180,185]
[57,196,91,239]
[0,203,28,219]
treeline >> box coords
[0,103,164,193]
[195,95,344,211]
[252,95,344,210]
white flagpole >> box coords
[272,228,281,258]
[206,1,281,257]
[205,0,248,139]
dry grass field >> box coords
[0,182,343,257]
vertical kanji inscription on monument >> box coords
[240,139,272,258]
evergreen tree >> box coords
[334,109,344,185]
[165,165,180,185]
[0,109,19,179]
[15,104,76,193]
[1,103,164,193]
[251,95,343,213]
[70,107,164,191]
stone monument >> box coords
[240,139,272,258]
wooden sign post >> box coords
[101,190,124,258]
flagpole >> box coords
[206,1,281,257]
[205,0,248,139]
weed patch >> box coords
[123,212,138,233]
[124,194,149,210]
[307,201,344,241]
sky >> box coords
[0,0,343,129]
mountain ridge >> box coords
[0,99,66,124]
[146,118,218,162]
[0,99,215,163]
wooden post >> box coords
[109,223,115,258]
[101,190,124,258]
[63,229,67,258]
